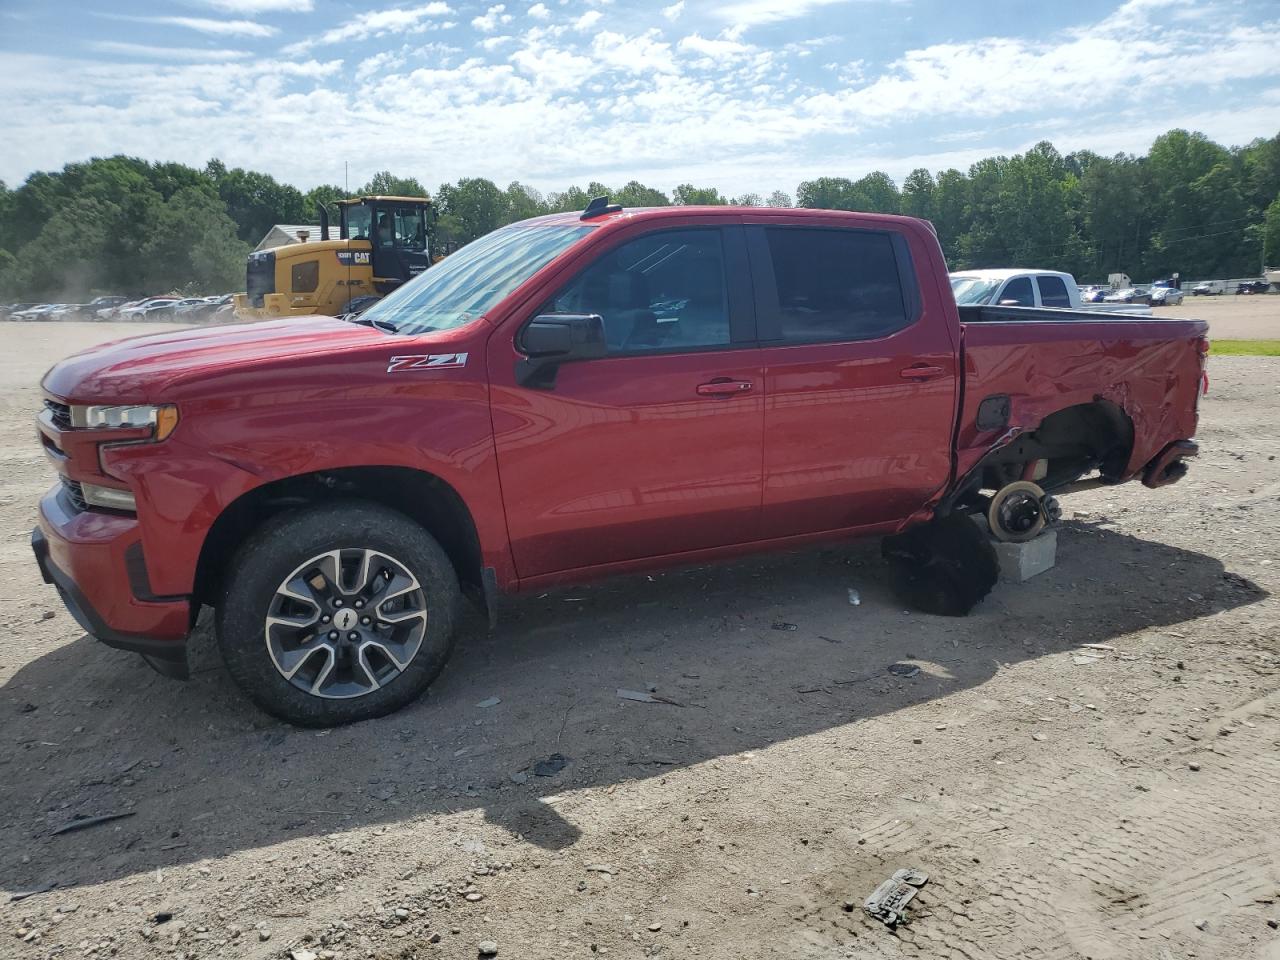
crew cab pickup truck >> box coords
[34,204,1208,725]
[950,268,1152,316]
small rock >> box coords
[258,929,271,941]
[1194,919,1208,931]
[912,737,923,745]
[465,892,484,902]
[291,951,319,960]
[1189,762,1201,772]
[478,941,499,956]
[429,931,443,943]
[1267,918,1278,929]
[648,923,662,932]
[394,908,410,920]
[475,697,501,709]
[1032,733,1047,742]
[40,611,56,621]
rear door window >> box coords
[1000,276,1035,306]
[1037,275,1071,307]
[757,228,912,343]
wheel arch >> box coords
[943,399,1135,514]
[193,465,484,608]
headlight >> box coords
[80,482,137,512]
[70,404,179,439]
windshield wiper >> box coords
[347,313,400,334]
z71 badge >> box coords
[387,353,469,373]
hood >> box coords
[43,316,401,402]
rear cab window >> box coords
[1036,274,1071,307]
[751,225,918,343]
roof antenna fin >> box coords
[581,195,622,220]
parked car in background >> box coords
[1191,281,1221,296]
[120,298,177,320]
[172,298,212,317]
[2,302,40,319]
[12,304,69,321]
[1149,285,1184,306]
[1079,287,1108,303]
[80,296,128,318]
[1236,279,1271,295]
[1104,287,1150,305]
[950,269,1150,315]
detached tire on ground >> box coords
[881,513,999,616]
[216,502,460,726]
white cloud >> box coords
[284,3,453,53]
[472,4,512,32]
[200,0,314,11]
[717,0,897,29]
[102,15,279,38]
[573,10,603,31]
[481,35,515,51]
[678,33,753,61]
[87,41,249,61]
[528,3,551,19]
[355,50,405,82]
[662,1,684,21]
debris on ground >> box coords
[532,754,569,777]
[847,588,861,606]
[616,688,683,706]
[475,697,501,708]
[771,621,798,631]
[51,811,136,836]
[863,867,930,927]
[1072,655,1103,665]
[9,881,57,903]
[887,663,920,678]
[1079,643,1115,651]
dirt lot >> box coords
[1161,292,1279,339]
[1,321,1278,960]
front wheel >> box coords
[216,502,460,726]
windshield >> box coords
[361,221,593,335]
[345,204,372,241]
[950,276,1002,305]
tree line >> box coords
[1,128,1277,301]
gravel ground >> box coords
[1,321,1278,960]
[1161,292,1279,338]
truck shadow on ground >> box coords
[0,520,1267,894]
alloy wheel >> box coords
[264,548,428,699]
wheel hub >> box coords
[264,548,428,700]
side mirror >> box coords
[516,314,607,388]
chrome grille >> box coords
[60,477,87,512]
[44,399,72,430]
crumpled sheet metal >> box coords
[864,867,929,927]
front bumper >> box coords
[33,486,191,678]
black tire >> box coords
[216,501,460,726]
[881,513,999,617]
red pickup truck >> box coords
[33,203,1208,725]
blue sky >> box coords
[2,0,1278,197]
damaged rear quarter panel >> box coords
[956,317,1207,481]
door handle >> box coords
[899,364,946,381]
[697,379,753,397]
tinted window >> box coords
[1000,276,1035,306]
[542,229,729,355]
[1037,275,1071,307]
[765,228,908,342]
[291,260,319,293]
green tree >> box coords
[209,166,309,244]
[142,186,248,293]
[900,168,935,221]
[766,189,792,207]
[359,170,429,198]
[672,184,727,205]
[1260,194,1280,268]
[435,177,505,243]
[614,180,669,207]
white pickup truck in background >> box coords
[949,269,1152,316]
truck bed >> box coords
[954,304,1208,484]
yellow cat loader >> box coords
[233,196,432,319]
